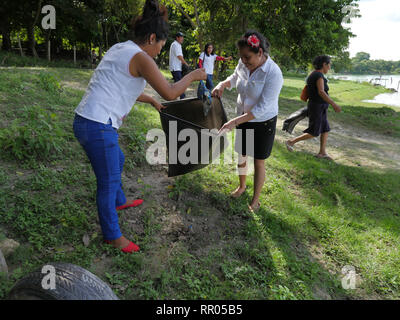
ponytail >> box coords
[132,0,169,44]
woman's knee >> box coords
[254,159,265,169]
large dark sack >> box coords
[160,97,228,177]
[282,106,309,134]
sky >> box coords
[346,0,400,61]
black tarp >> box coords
[282,106,309,134]
[159,97,228,177]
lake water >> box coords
[329,74,400,107]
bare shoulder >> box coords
[129,52,157,77]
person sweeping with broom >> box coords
[73,0,206,253]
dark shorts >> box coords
[235,116,277,160]
[303,101,330,137]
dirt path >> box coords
[277,117,400,171]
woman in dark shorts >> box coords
[212,31,283,212]
[286,55,341,160]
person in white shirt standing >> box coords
[169,32,189,99]
[198,43,232,91]
[212,31,283,213]
[73,0,206,254]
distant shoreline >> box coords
[330,74,400,108]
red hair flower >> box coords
[247,35,260,48]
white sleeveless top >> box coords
[75,40,147,129]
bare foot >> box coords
[248,201,261,213]
[110,236,131,249]
[231,187,246,198]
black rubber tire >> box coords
[8,262,119,300]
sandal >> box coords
[230,188,246,199]
[286,141,294,152]
[314,154,333,161]
[104,240,140,253]
[116,199,143,211]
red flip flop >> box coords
[104,240,140,253]
[116,199,143,211]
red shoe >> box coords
[104,240,140,253]
[116,199,144,211]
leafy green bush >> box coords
[0,105,66,161]
[38,71,61,93]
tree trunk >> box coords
[105,27,108,50]
[45,30,51,61]
[27,0,43,58]
[170,0,197,29]
[1,29,12,51]
[17,33,24,56]
[27,25,39,58]
[101,22,107,51]
[98,44,102,62]
[112,22,120,43]
[193,1,204,51]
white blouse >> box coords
[199,52,217,75]
[75,40,147,129]
[226,56,283,122]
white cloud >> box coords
[347,0,400,61]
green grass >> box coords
[0,54,399,300]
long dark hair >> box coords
[204,43,214,57]
[131,0,169,44]
[237,30,270,56]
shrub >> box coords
[38,71,61,93]
[0,105,66,161]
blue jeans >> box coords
[205,74,214,91]
[171,71,186,99]
[73,114,126,240]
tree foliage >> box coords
[334,52,400,74]
[1,0,360,70]
[162,0,360,70]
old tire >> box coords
[8,262,119,300]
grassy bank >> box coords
[0,61,399,299]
